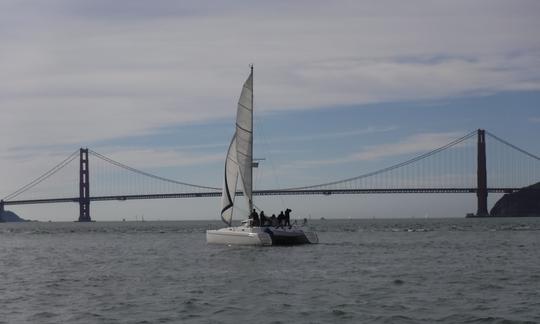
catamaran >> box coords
[206,66,318,246]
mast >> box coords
[220,65,256,225]
[249,64,254,214]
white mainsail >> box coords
[220,67,254,225]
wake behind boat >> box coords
[206,66,318,246]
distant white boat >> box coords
[206,66,318,246]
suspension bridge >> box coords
[1,129,539,221]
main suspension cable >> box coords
[4,149,80,201]
[88,150,221,191]
[283,130,477,190]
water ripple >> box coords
[1,218,539,323]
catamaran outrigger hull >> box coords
[266,227,319,245]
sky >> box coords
[1,0,540,221]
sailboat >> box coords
[206,66,318,246]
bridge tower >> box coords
[476,129,489,216]
[78,148,91,222]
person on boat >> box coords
[259,211,267,226]
[284,208,292,227]
[277,211,285,228]
[270,214,278,227]
[250,209,260,227]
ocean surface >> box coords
[1,218,539,324]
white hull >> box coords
[206,224,318,245]
[206,226,272,246]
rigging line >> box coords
[3,149,80,201]
[88,150,221,191]
[485,131,540,161]
[284,130,477,190]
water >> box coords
[1,218,539,324]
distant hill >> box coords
[0,210,27,222]
[490,182,540,217]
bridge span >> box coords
[2,187,521,207]
[1,129,539,221]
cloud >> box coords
[266,126,398,144]
[529,117,540,123]
[1,0,539,204]
[288,131,466,167]
[1,0,539,152]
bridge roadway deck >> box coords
[3,188,520,206]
